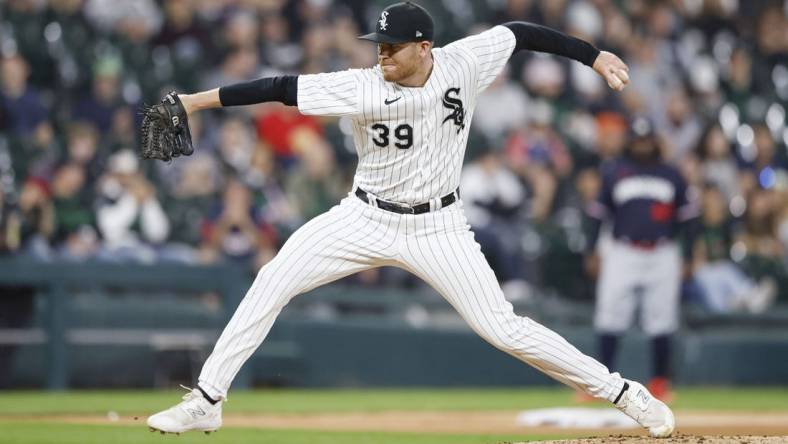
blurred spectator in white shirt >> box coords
[96,150,169,261]
[474,68,530,143]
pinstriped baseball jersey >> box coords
[196,25,628,408]
[297,26,517,204]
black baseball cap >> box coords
[358,2,434,44]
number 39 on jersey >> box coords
[370,123,414,149]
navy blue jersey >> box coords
[586,158,697,243]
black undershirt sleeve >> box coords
[218,75,299,107]
[502,22,600,67]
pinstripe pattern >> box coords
[398,203,624,401]
[199,197,624,401]
[198,25,625,402]
[298,26,517,205]
[199,196,401,396]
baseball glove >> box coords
[140,91,194,162]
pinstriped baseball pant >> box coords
[199,194,625,401]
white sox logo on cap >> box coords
[358,2,434,43]
[379,11,389,31]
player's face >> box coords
[378,41,428,82]
[630,136,660,162]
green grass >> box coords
[1,387,788,416]
[0,422,559,444]
[1,387,787,444]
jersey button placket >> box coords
[413,116,430,198]
[420,109,434,200]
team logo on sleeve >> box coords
[442,88,465,133]
[378,11,389,31]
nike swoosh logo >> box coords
[384,97,402,105]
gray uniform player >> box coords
[146,2,674,438]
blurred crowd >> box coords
[1,0,787,307]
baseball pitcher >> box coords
[142,2,674,437]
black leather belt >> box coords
[355,188,459,215]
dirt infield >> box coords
[13,410,788,442]
[217,410,788,436]
[531,435,788,444]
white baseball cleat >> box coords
[147,386,222,435]
[615,380,675,438]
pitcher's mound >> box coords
[526,435,787,444]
